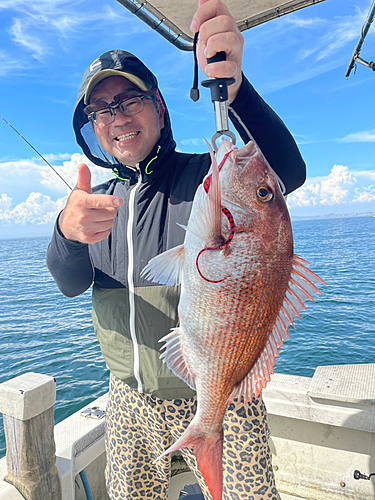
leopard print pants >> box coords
[105,374,280,500]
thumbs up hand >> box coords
[59,164,123,244]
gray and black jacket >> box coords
[47,51,306,399]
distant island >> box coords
[1,212,375,239]
[291,212,375,222]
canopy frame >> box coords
[345,0,375,78]
[116,0,326,51]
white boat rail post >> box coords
[0,372,62,500]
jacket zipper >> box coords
[127,165,143,392]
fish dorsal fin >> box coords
[228,255,326,404]
[185,142,223,244]
[159,328,196,390]
[141,244,185,285]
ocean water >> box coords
[0,216,374,458]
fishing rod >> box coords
[0,114,73,191]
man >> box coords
[47,1,306,498]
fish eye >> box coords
[257,185,273,202]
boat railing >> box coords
[0,364,374,500]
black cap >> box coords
[81,50,159,104]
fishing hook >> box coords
[0,115,73,191]
[196,149,236,283]
[195,205,235,283]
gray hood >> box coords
[72,49,175,171]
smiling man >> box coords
[47,1,306,499]
[86,77,165,167]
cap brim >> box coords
[84,69,152,104]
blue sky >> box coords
[0,0,374,238]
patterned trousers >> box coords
[105,374,280,500]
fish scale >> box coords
[142,139,325,500]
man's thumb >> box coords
[75,163,93,194]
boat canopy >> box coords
[116,0,326,50]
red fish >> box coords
[142,139,325,500]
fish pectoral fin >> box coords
[141,244,185,285]
[159,328,196,390]
[228,254,326,405]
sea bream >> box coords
[142,139,325,500]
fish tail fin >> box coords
[155,420,224,500]
[194,429,224,500]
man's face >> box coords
[89,76,165,167]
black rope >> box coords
[190,32,200,102]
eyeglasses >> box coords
[84,94,156,128]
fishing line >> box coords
[0,115,73,191]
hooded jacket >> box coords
[47,50,306,399]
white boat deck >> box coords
[0,364,374,499]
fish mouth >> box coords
[237,141,258,159]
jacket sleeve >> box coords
[229,74,306,195]
[46,214,94,297]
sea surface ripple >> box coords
[0,216,374,457]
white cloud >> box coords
[353,188,375,203]
[340,129,375,143]
[353,170,375,181]
[290,5,370,62]
[0,158,45,187]
[42,153,73,161]
[319,165,356,205]
[284,16,325,29]
[0,0,134,65]
[287,165,375,211]
[288,182,320,207]
[0,49,23,76]
[0,152,114,232]
[0,153,112,194]
[0,193,12,211]
[1,161,375,232]
[10,17,46,60]
[0,192,67,224]
[179,138,206,147]
[39,153,113,193]
[3,0,132,35]
[257,3,375,92]
[0,0,59,7]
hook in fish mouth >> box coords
[195,205,235,283]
